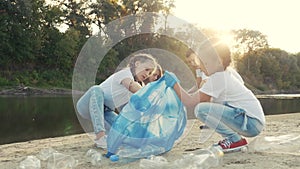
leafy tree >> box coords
[232,29,269,73]
[0,0,43,69]
[232,29,269,54]
[38,5,65,69]
[238,48,300,91]
[54,28,80,72]
[294,53,300,89]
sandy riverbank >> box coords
[1,113,300,169]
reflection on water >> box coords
[0,95,299,145]
[259,97,300,115]
[0,96,84,145]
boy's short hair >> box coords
[210,38,231,69]
[185,38,231,70]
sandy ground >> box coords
[1,113,300,169]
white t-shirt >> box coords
[199,68,265,124]
[99,67,134,110]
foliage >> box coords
[236,48,300,91]
[0,0,299,93]
[232,29,269,54]
[0,0,174,88]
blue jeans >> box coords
[195,102,264,142]
[76,85,118,134]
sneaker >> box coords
[215,138,248,152]
[95,135,107,149]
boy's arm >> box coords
[164,71,211,107]
[173,83,211,107]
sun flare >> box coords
[219,32,235,48]
[173,0,300,53]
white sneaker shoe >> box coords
[94,135,107,149]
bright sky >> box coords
[173,0,300,53]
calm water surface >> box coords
[0,96,83,145]
[0,95,299,145]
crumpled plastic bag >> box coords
[107,72,187,159]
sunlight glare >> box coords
[219,32,235,48]
[173,0,300,53]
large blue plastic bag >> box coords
[107,72,187,159]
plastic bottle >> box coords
[140,146,223,169]
[110,144,166,163]
[37,147,57,161]
[47,152,77,169]
[19,155,41,169]
[109,145,165,164]
[140,155,170,169]
[190,146,224,169]
[109,146,142,163]
[85,149,102,166]
[109,154,138,164]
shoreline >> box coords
[1,86,300,96]
[1,113,300,169]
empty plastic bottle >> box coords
[47,152,77,169]
[19,155,41,169]
[37,147,57,161]
[109,154,138,164]
[189,146,224,169]
[140,146,223,169]
[109,145,165,164]
[109,147,142,163]
[85,149,102,166]
[140,155,170,169]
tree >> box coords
[54,28,80,72]
[237,47,300,91]
[0,0,45,69]
[232,29,269,72]
[0,0,179,87]
[232,29,269,54]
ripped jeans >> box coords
[195,102,264,142]
[76,85,118,134]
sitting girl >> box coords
[76,53,157,149]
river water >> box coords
[0,94,299,145]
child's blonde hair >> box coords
[143,63,163,84]
[128,53,157,80]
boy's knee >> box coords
[194,102,211,121]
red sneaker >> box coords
[216,138,248,152]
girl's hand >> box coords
[164,71,180,87]
[121,78,142,93]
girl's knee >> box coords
[90,85,104,98]
[76,100,90,119]
[90,85,102,93]
[76,95,85,113]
